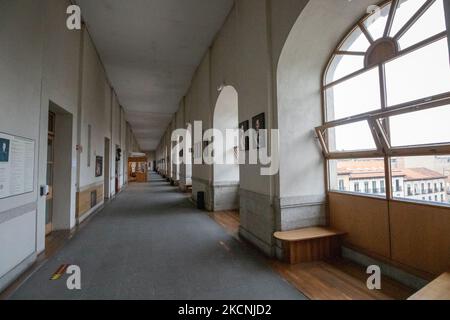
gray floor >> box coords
[11,173,306,300]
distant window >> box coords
[391,156,450,205]
[338,179,345,191]
[329,158,385,196]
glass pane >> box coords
[391,155,450,205]
[389,104,450,147]
[47,138,53,162]
[385,38,450,106]
[48,113,55,133]
[363,3,391,40]
[390,0,428,37]
[339,26,371,52]
[329,158,386,197]
[46,164,53,185]
[398,0,446,49]
[326,67,381,121]
[328,121,377,152]
[45,199,53,224]
[326,54,365,84]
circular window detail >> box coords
[365,38,399,68]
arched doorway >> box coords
[276,0,378,233]
[212,85,240,212]
[179,123,193,192]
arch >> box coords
[179,122,193,191]
[318,0,450,204]
[276,0,377,229]
[212,85,240,211]
[213,85,239,184]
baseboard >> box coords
[77,201,104,225]
[342,246,428,290]
[239,226,274,257]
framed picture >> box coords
[239,120,249,151]
[252,113,266,149]
[0,138,10,162]
[95,156,103,177]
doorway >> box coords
[115,145,120,194]
[104,138,110,200]
[46,101,74,237]
[212,86,240,212]
[46,112,55,235]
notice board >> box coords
[0,132,35,199]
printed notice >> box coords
[0,132,35,199]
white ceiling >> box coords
[75,0,234,151]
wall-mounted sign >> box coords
[0,132,35,199]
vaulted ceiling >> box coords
[75,0,234,151]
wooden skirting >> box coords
[329,192,450,277]
[76,184,104,218]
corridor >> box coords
[10,174,305,300]
[1,0,450,303]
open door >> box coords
[45,112,55,235]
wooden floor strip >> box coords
[209,210,415,300]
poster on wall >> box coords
[95,156,103,177]
[252,113,266,149]
[239,120,249,151]
[0,132,35,199]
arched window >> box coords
[316,0,450,205]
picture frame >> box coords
[252,113,266,149]
[239,120,249,151]
[95,156,103,177]
[0,138,10,162]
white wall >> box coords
[0,0,44,285]
[0,0,139,290]
[78,31,109,189]
[39,0,82,247]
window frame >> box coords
[317,0,450,204]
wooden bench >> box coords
[408,272,450,300]
[274,227,346,264]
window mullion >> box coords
[384,0,399,38]
[315,128,330,157]
[378,63,393,201]
[394,0,436,40]
[378,64,390,137]
[358,22,374,44]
